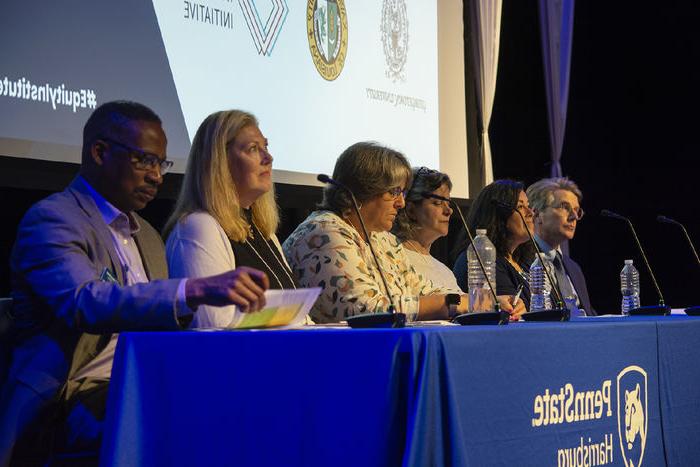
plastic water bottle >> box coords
[620,259,640,315]
[529,256,552,312]
[467,229,497,312]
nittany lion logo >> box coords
[625,384,645,449]
[617,366,648,467]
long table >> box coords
[100,317,700,466]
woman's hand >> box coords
[497,295,527,321]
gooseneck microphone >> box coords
[494,200,570,321]
[317,174,403,328]
[657,215,700,267]
[601,209,670,315]
[657,215,700,315]
[422,192,509,325]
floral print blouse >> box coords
[283,210,458,323]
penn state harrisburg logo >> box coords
[307,0,348,81]
[616,366,648,467]
[381,0,409,82]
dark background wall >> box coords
[2,1,699,312]
[490,0,700,312]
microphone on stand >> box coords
[657,215,700,315]
[601,209,670,315]
[493,200,570,321]
[317,174,405,328]
[422,192,509,325]
[657,215,700,267]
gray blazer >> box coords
[1,177,182,462]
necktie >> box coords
[551,253,583,317]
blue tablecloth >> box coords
[657,319,700,466]
[100,317,700,466]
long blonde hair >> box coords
[164,110,279,242]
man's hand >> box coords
[185,267,270,313]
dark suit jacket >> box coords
[560,254,596,315]
[0,177,183,463]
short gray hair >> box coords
[526,177,583,211]
[320,142,412,214]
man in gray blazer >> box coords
[0,101,269,465]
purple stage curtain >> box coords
[469,0,503,185]
[538,0,575,178]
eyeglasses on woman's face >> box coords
[385,186,407,200]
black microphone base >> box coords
[684,306,700,316]
[627,305,671,316]
[452,311,510,326]
[521,308,570,322]
[346,312,406,328]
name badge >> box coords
[100,267,118,283]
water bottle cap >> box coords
[624,259,633,265]
[476,229,487,236]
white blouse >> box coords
[403,248,463,293]
[165,211,289,328]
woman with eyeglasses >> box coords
[282,142,486,323]
[164,110,297,328]
[452,180,535,317]
[391,167,463,292]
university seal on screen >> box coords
[307,0,348,81]
[381,0,409,82]
[529,365,649,466]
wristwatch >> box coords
[446,294,461,319]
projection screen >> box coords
[0,0,468,197]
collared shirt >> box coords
[534,235,583,312]
[72,176,188,381]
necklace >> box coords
[505,254,523,273]
[505,256,530,284]
[244,221,297,290]
[405,239,431,256]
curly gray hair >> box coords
[392,167,452,240]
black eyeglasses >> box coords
[423,192,452,209]
[386,186,408,199]
[100,137,173,175]
[549,201,584,220]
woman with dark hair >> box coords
[283,142,477,323]
[452,180,535,315]
[392,167,462,291]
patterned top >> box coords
[283,210,458,323]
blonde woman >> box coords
[164,110,296,328]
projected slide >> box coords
[0,0,439,180]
